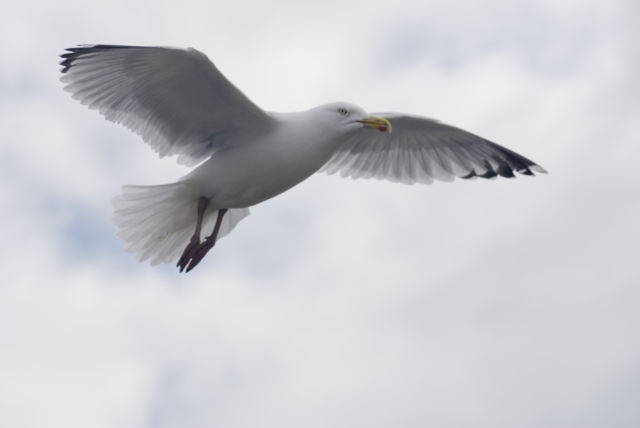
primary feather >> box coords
[60,45,274,166]
[321,113,546,184]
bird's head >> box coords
[313,102,392,135]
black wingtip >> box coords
[519,168,534,176]
[59,44,139,73]
[458,160,546,181]
[497,162,516,178]
[59,50,79,73]
[530,164,548,174]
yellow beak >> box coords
[359,116,392,133]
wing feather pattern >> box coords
[60,44,274,166]
[320,113,545,184]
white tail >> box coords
[112,183,250,265]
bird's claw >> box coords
[177,237,216,273]
[177,237,200,272]
[184,238,215,273]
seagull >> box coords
[60,44,546,272]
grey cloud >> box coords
[0,0,638,427]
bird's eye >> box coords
[338,107,348,116]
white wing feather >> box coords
[321,113,546,184]
[60,45,274,166]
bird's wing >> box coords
[60,44,274,166]
[320,113,546,184]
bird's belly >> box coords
[184,138,333,208]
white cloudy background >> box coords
[1,0,638,427]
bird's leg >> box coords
[184,208,228,272]
[177,196,209,272]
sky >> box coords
[1,0,639,427]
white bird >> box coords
[60,44,546,272]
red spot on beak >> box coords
[378,125,387,132]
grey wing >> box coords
[60,44,275,166]
[320,113,546,184]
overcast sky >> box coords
[1,0,639,427]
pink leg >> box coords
[184,208,228,272]
[177,197,209,272]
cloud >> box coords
[0,0,638,427]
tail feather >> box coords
[112,183,250,265]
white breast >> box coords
[182,112,350,208]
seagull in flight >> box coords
[60,44,546,272]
